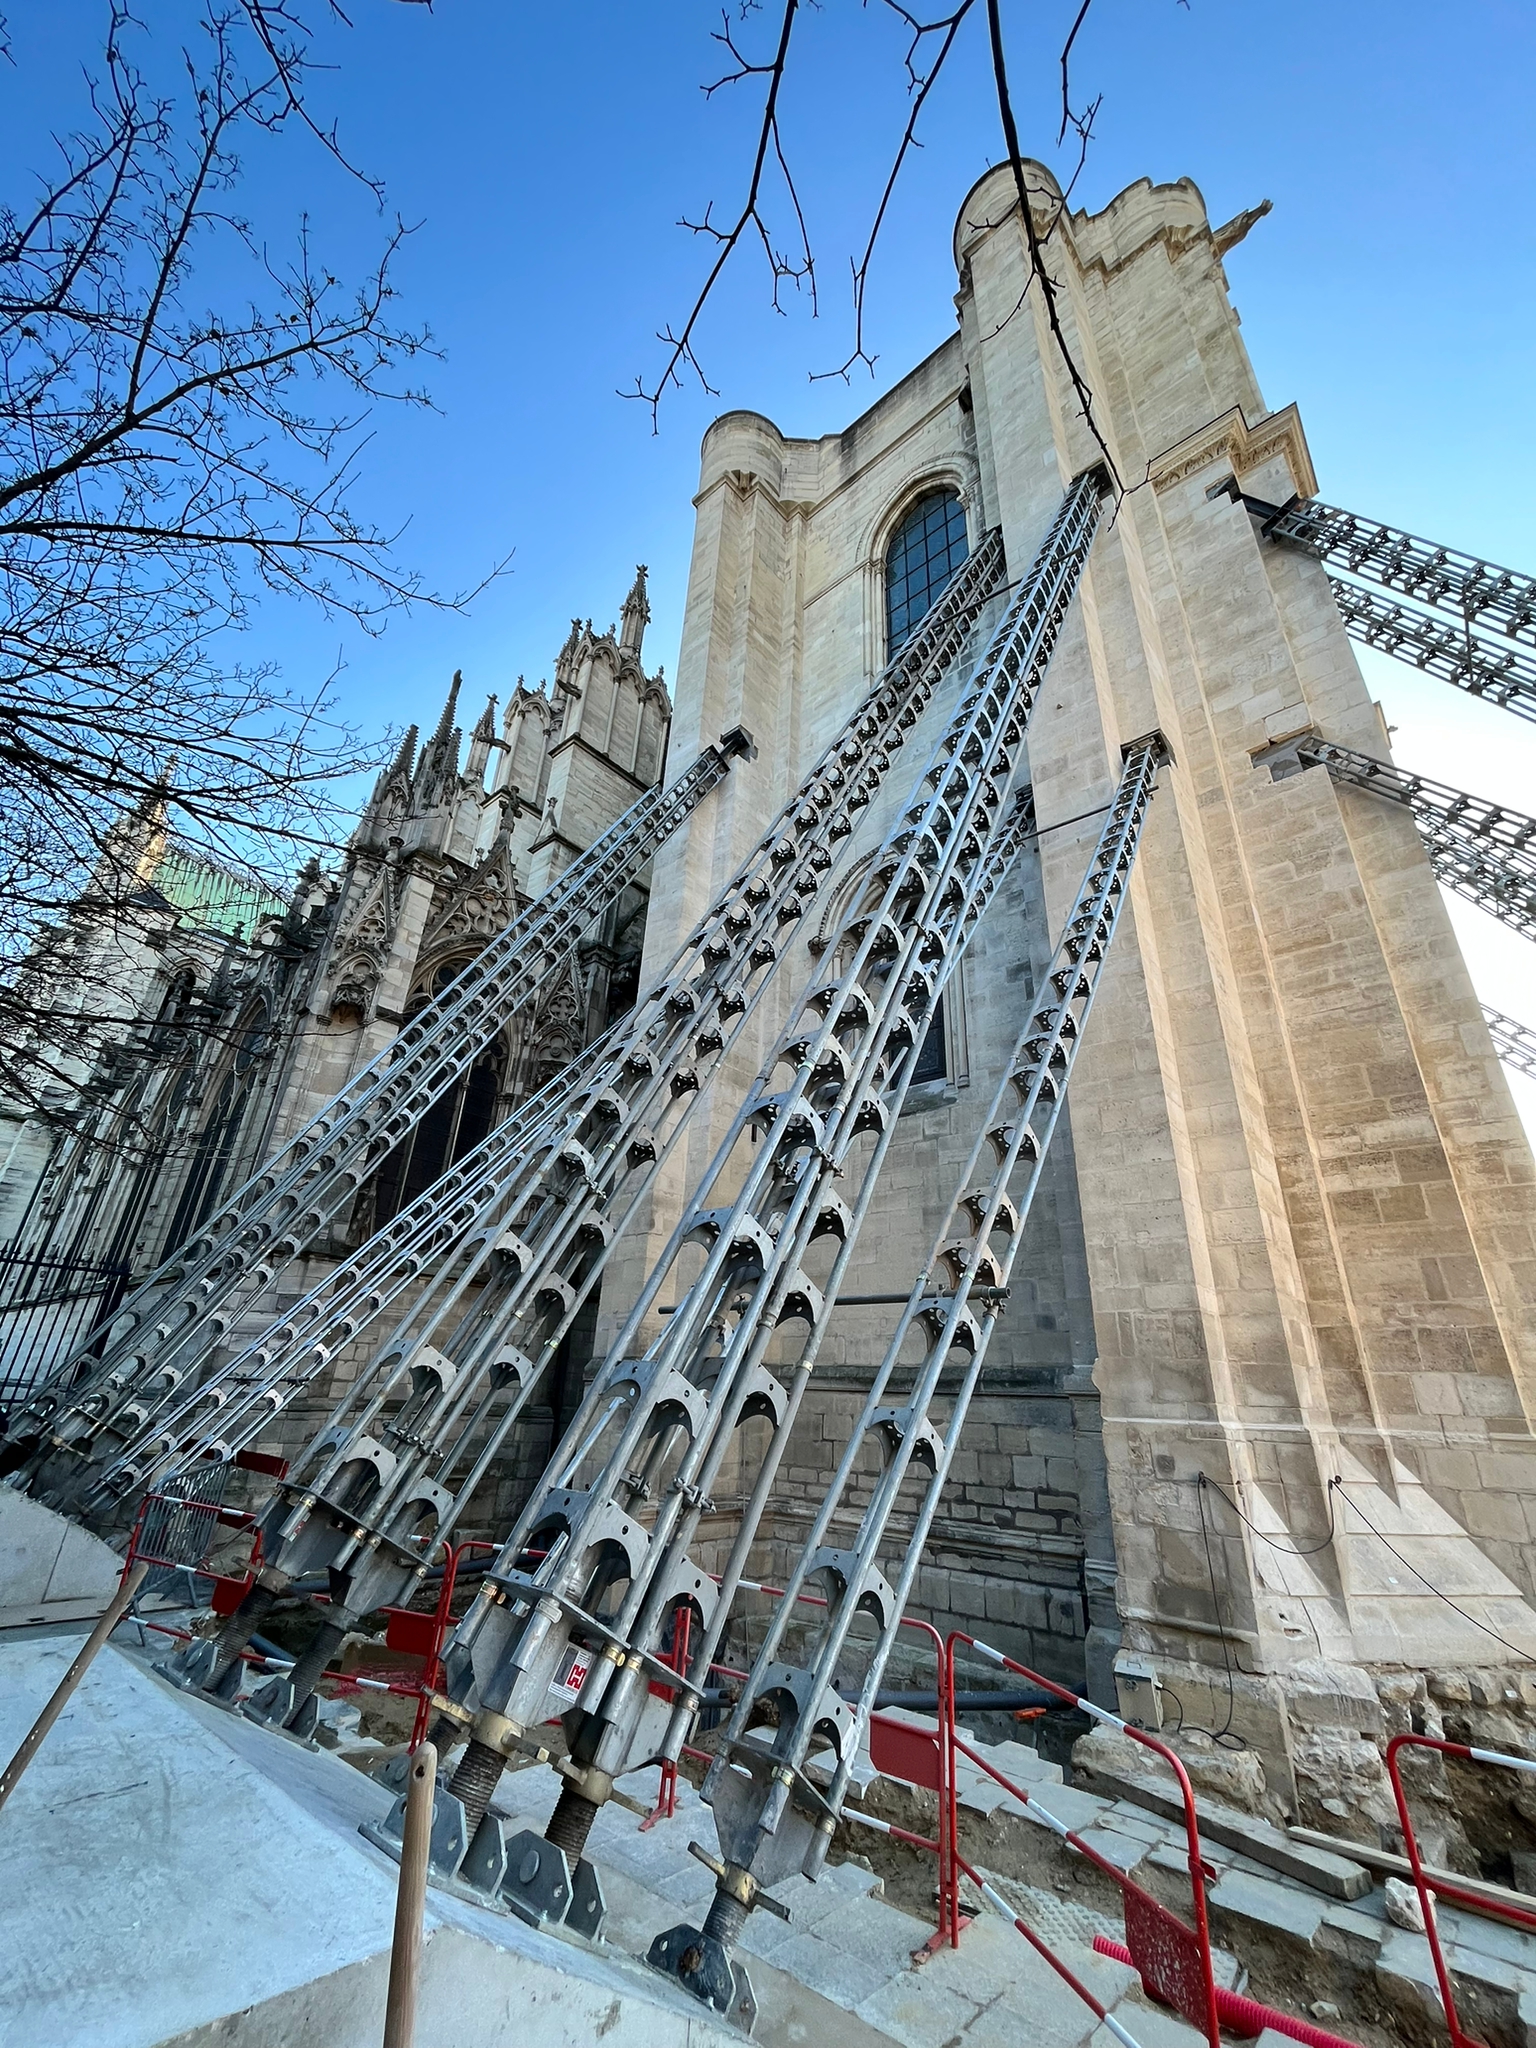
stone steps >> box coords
[503,1759,1234,2048]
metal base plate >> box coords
[498,1828,573,1928]
[648,1922,758,2033]
[358,1806,608,1944]
[360,1781,470,1883]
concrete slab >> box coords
[1204,1867,1327,1947]
[1102,1809,1170,1846]
[0,1630,739,2048]
[1316,1904,1388,1967]
[1076,1825,1147,1875]
[915,1902,1134,2047]
[0,1487,121,1629]
[1437,1900,1536,1977]
[770,1933,892,2008]
[980,1738,1064,1785]
[1006,1780,1114,1832]
[854,1974,983,2048]
[1089,1997,1211,2048]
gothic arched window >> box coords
[885,488,969,654]
[369,959,506,1230]
[163,1005,271,1253]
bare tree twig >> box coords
[985,0,1121,490]
[233,0,434,205]
[814,1,975,384]
[1056,0,1094,144]
[624,1,811,426]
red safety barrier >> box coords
[1091,1937,1358,2048]
[947,1632,1222,2048]
[392,1539,498,1750]
[122,1481,264,1616]
[1385,1732,1536,2048]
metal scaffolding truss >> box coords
[1327,582,1536,726]
[9,739,751,1490]
[1255,494,1536,647]
[659,734,1168,2014]
[287,469,1116,1987]
[1265,737,1536,946]
[144,524,1010,1699]
[1485,1005,1536,1083]
[1229,486,1536,724]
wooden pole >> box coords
[382,1743,438,2048]
[0,1561,150,1814]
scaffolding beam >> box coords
[1485,1005,1536,1083]
[1226,485,1536,723]
[1264,737,1536,946]
[8,740,755,1493]
[1328,581,1536,726]
[1244,492,1536,648]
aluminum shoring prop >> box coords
[142,530,1010,1700]
[89,530,1005,1517]
[76,1038,614,1510]
[1327,582,1536,726]
[377,470,1108,1945]
[1263,737,1536,945]
[217,783,1041,1739]
[1224,485,1536,723]
[654,733,1168,2017]
[7,739,750,1487]
[1484,1005,1536,1082]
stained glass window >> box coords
[885,489,969,653]
[911,995,947,1085]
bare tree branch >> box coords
[623,0,811,427]
[0,2,502,1125]
[814,2,975,385]
[636,0,1122,484]
[985,0,1121,489]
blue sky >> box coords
[7,1,1535,1128]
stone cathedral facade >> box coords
[5,163,1535,1822]
[0,573,669,1454]
[608,164,1536,1810]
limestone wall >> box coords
[620,160,1536,1792]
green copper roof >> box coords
[151,844,288,940]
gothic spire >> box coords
[431,671,462,748]
[620,564,651,655]
[554,621,583,691]
[466,695,499,784]
[413,674,463,807]
[357,722,416,844]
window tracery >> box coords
[884,488,969,654]
[369,958,506,1229]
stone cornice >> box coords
[544,730,651,792]
[1147,402,1317,499]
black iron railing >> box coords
[0,1246,129,1409]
